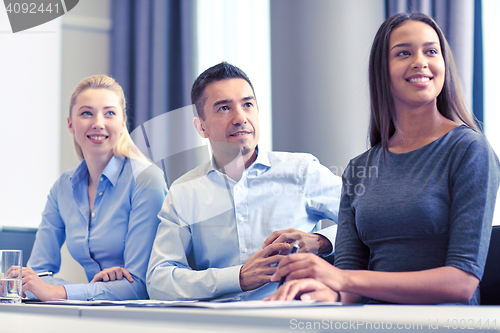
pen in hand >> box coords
[37,271,53,277]
[278,240,300,287]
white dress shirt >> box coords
[147,150,341,301]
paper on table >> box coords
[24,299,135,306]
[125,300,342,309]
[25,299,342,309]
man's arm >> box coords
[303,156,342,255]
[239,242,290,291]
[262,228,334,255]
[262,156,342,255]
[146,193,244,301]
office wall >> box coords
[0,6,61,229]
[271,0,385,174]
[59,0,112,173]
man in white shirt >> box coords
[147,62,341,301]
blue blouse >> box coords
[28,156,167,300]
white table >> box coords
[1,302,499,332]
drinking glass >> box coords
[0,250,22,304]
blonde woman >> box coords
[22,75,167,301]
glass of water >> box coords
[0,250,22,304]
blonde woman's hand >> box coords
[21,267,67,301]
[91,267,133,283]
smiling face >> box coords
[68,88,126,162]
[388,20,445,110]
[193,78,260,165]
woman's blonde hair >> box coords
[69,74,147,162]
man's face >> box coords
[195,78,260,162]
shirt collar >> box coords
[71,159,89,186]
[252,147,271,168]
[206,146,270,175]
[70,155,126,187]
[101,155,126,186]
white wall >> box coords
[271,0,385,174]
[0,5,61,229]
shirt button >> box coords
[236,296,241,301]
[239,216,244,222]
[243,248,248,253]
[91,212,96,218]
[98,192,103,196]
[99,177,104,182]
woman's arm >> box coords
[270,253,478,304]
[22,267,67,301]
[23,183,70,300]
[342,266,478,304]
[27,185,66,275]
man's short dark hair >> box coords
[191,62,256,120]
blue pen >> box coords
[278,240,300,286]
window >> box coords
[196,0,272,152]
[482,0,500,225]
